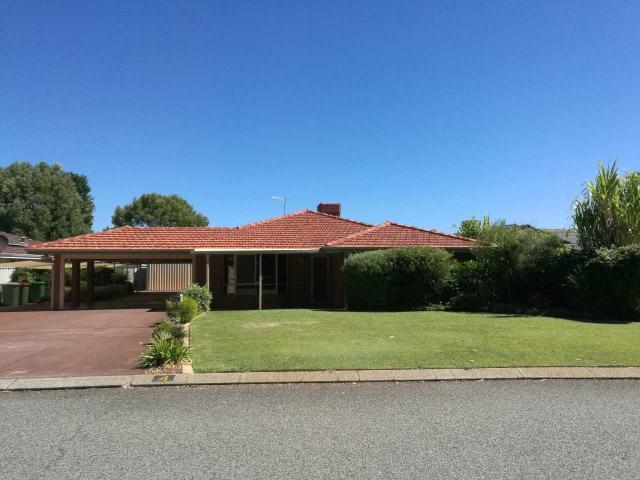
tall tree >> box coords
[112,193,209,227]
[573,162,640,251]
[0,162,94,241]
[68,172,94,228]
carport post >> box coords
[258,253,263,310]
[51,254,66,310]
[71,260,81,308]
[86,260,95,305]
[205,254,210,289]
[191,254,197,284]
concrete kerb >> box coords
[3,367,640,392]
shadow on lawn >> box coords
[309,307,636,325]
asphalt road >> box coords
[1,380,639,479]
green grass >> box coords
[190,309,640,372]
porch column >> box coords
[205,254,210,289]
[71,260,81,308]
[191,254,197,284]
[51,254,66,310]
[258,253,263,310]
[86,260,95,305]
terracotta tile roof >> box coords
[29,226,233,251]
[197,210,372,249]
[325,221,475,249]
[29,210,473,252]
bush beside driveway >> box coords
[190,309,640,373]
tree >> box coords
[68,172,94,228]
[455,215,491,238]
[0,162,94,241]
[573,162,640,251]
[112,193,209,227]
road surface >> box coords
[1,380,638,479]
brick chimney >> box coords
[317,203,341,216]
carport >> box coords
[48,251,207,310]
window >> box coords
[223,254,288,295]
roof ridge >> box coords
[238,209,312,228]
[308,209,373,227]
[112,226,232,230]
[385,221,475,242]
[325,222,388,246]
[238,209,372,229]
[33,227,131,248]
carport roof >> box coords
[29,209,474,253]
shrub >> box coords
[181,283,212,312]
[153,320,186,341]
[138,331,191,368]
[344,247,455,310]
[568,244,640,319]
[448,259,495,311]
[472,225,568,305]
[10,268,35,283]
[166,297,199,324]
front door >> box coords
[311,256,329,303]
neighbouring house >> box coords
[29,203,474,310]
[0,232,47,303]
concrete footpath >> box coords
[2,366,640,391]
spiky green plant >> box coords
[138,331,191,368]
[153,320,185,341]
[573,163,640,251]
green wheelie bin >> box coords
[29,281,47,303]
[1,283,21,306]
[18,283,31,304]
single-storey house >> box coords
[0,232,46,288]
[29,203,474,310]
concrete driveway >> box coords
[0,303,163,378]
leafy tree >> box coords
[573,162,640,251]
[112,193,209,227]
[0,162,94,240]
[456,215,491,238]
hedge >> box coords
[343,247,454,310]
[568,244,640,319]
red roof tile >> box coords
[29,211,473,252]
[326,221,475,249]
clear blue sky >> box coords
[1,1,639,232]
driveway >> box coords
[0,303,163,378]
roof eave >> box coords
[192,248,320,254]
[321,245,474,252]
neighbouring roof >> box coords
[29,210,474,253]
[0,231,43,260]
[539,228,580,248]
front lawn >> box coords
[190,309,640,372]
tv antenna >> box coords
[271,195,287,215]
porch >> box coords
[194,251,346,310]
